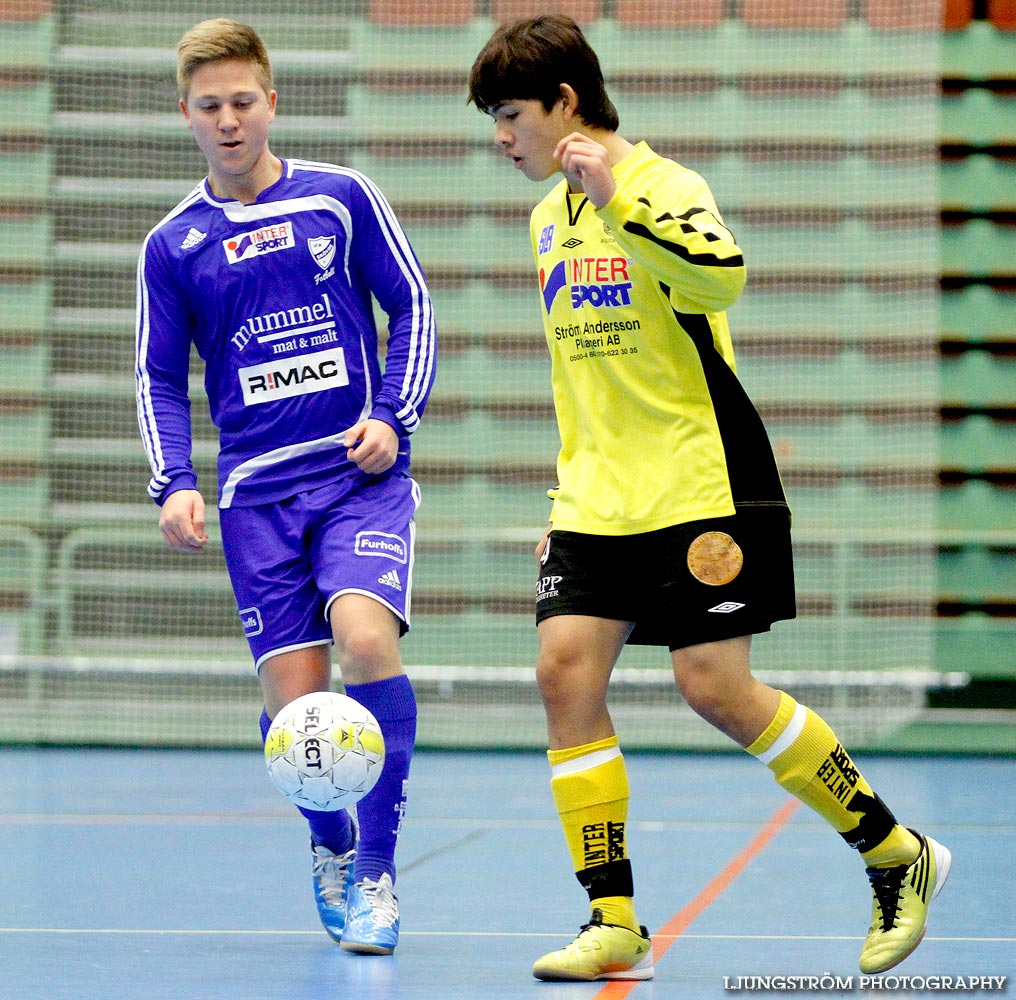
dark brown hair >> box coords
[467,13,618,131]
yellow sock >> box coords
[548,736,639,931]
[747,692,920,868]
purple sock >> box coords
[343,675,417,885]
[259,708,355,854]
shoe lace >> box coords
[578,908,607,934]
[359,876,399,927]
[312,846,355,905]
[866,865,906,931]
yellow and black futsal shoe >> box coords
[859,829,952,974]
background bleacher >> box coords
[0,0,1013,751]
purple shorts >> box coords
[219,472,420,671]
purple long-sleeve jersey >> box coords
[135,157,436,508]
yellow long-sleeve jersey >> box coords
[529,141,787,535]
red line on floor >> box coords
[593,797,801,999]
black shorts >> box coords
[535,505,797,650]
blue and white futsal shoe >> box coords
[310,821,357,942]
[340,873,400,955]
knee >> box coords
[535,647,571,707]
[677,672,729,728]
[535,645,596,714]
[673,650,744,730]
[335,625,395,677]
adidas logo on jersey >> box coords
[378,569,402,591]
[181,227,207,250]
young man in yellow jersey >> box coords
[468,13,950,983]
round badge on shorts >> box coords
[687,530,743,586]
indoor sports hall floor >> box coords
[2,747,1012,1000]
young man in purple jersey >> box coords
[135,18,436,954]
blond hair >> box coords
[177,18,273,100]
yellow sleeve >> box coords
[596,169,746,314]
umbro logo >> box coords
[180,227,206,250]
[562,237,583,249]
[378,569,402,592]
[708,601,745,613]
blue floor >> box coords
[1,748,1013,999]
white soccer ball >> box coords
[265,691,385,811]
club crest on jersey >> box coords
[307,235,337,285]
[223,221,295,264]
[540,256,633,313]
[308,235,336,271]
[537,224,555,256]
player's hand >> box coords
[344,418,399,475]
[159,488,208,553]
[555,132,616,209]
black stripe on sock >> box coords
[577,859,634,900]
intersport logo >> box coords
[239,346,349,405]
[223,221,295,264]
[540,256,633,313]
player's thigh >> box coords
[312,473,419,635]
[220,501,332,670]
[632,506,796,650]
[537,613,631,674]
[536,614,631,747]
[536,529,640,623]
[327,592,403,685]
